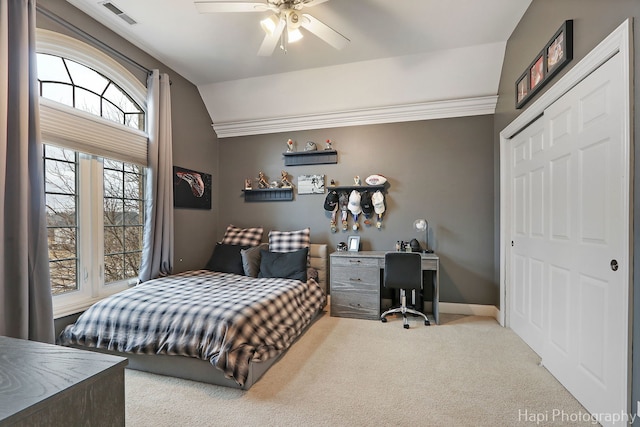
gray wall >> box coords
[495,0,640,419]
[218,116,497,306]
[36,0,219,273]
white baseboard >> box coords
[326,296,501,323]
[438,302,500,321]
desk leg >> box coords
[433,264,439,325]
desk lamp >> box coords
[413,219,433,253]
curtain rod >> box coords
[36,5,152,76]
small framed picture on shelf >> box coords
[348,235,360,252]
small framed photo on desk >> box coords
[347,235,360,252]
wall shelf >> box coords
[283,150,337,166]
[242,188,293,202]
[327,184,386,193]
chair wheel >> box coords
[425,320,430,326]
[403,324,409,329]
[381,317,387,323]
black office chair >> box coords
[380,252,430,329]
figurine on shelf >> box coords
[257,171,269,189]
[280,170,293,188]
[325,139,333,150]
[286,139,295,152]
[244,178,252,190]
[304,141,317,151]
[354,175,361,186]
[330,179,336,186]
[270,181,281,188]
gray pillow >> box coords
[258,247,308,282]
[240,243,269,277]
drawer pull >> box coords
[349,259,361,264]
[349,278,362,282]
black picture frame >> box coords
[515,20,573,109]
[173,166,212,209]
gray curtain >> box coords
[0,0,54,342]
[139,70,174,281]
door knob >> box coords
[611,259,619,271]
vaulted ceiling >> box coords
[66,0,532,136]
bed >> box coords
[57,227,328,390]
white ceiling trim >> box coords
[213,95,498,138]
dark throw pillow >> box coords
[205,243,249,275]
[258,247,308,282]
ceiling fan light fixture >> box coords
[260,14,279,35]
[287,28,303,43]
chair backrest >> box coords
[384,252,422,290]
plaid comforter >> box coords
[57,270,326,386]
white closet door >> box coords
[509,51,629,423]
[509,116,547,356]
[542,52,627,421]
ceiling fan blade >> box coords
[257,18,286,56]
[299,0,331,8]
[300,13,349,50]
[194,2,269,13]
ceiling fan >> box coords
[194,0,350,56]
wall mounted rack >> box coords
[283,150,337,166]
[242,188,293,202]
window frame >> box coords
[37,29,149,318]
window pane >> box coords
[104,159,123,170]
[104,170,124,198]
[104,199,124,226]
[45,161,76,194]
[104,254,124,283]
[104,226,124,254]
[125,226,143,251]
[104,83,140,113]
[124,252,141,278]
[46,194,77,227]
[37,54,71,83]
[45,145,74,161]
[50,259,78,296]
[66,59,108,94]
[75,87,101,116]
[103,158,145,285]
[124,163,141,174]
[44,144,79,297]
[124,172,142,200]
[41,82,73,106]
[102,99,125,125]
[124,112,144,130]
[122,200,142,225]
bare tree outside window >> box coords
[103,160,144,284]
[44,145,78,295]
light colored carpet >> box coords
[125,311,591,426]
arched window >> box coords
[37,53,144,130]
[36,29,149,316]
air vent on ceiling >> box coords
[101,1,137,25]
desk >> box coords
[330,251,439,324]
[0,336,128,426]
